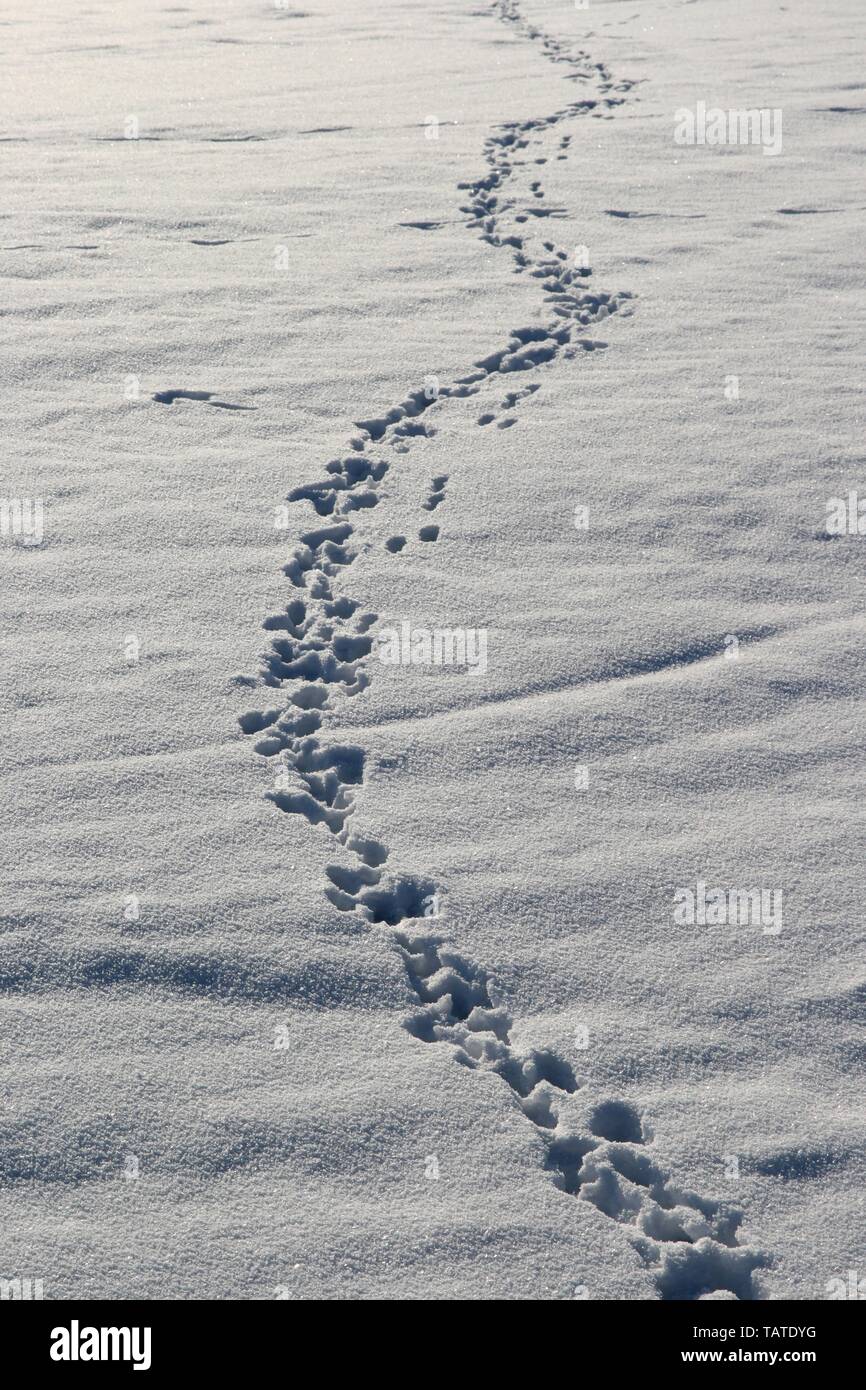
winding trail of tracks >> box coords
[239,0,769,1300]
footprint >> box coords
[346,834,389,868]
[423,475,448,510]
[589,1099,644,1143]
[326,863,381,893]
[501,383,538,409]
[152,389,255,411]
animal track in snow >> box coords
[422,475,448,511]
[152,388,255,410]
[394,926,764,1300]
[502,382,539,409]
[287,456,388,518]
[236,0,767,1299]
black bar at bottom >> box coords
[3,1298,858,1375]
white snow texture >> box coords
[1,0,863,1301]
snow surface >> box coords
[1,0,863,1300]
